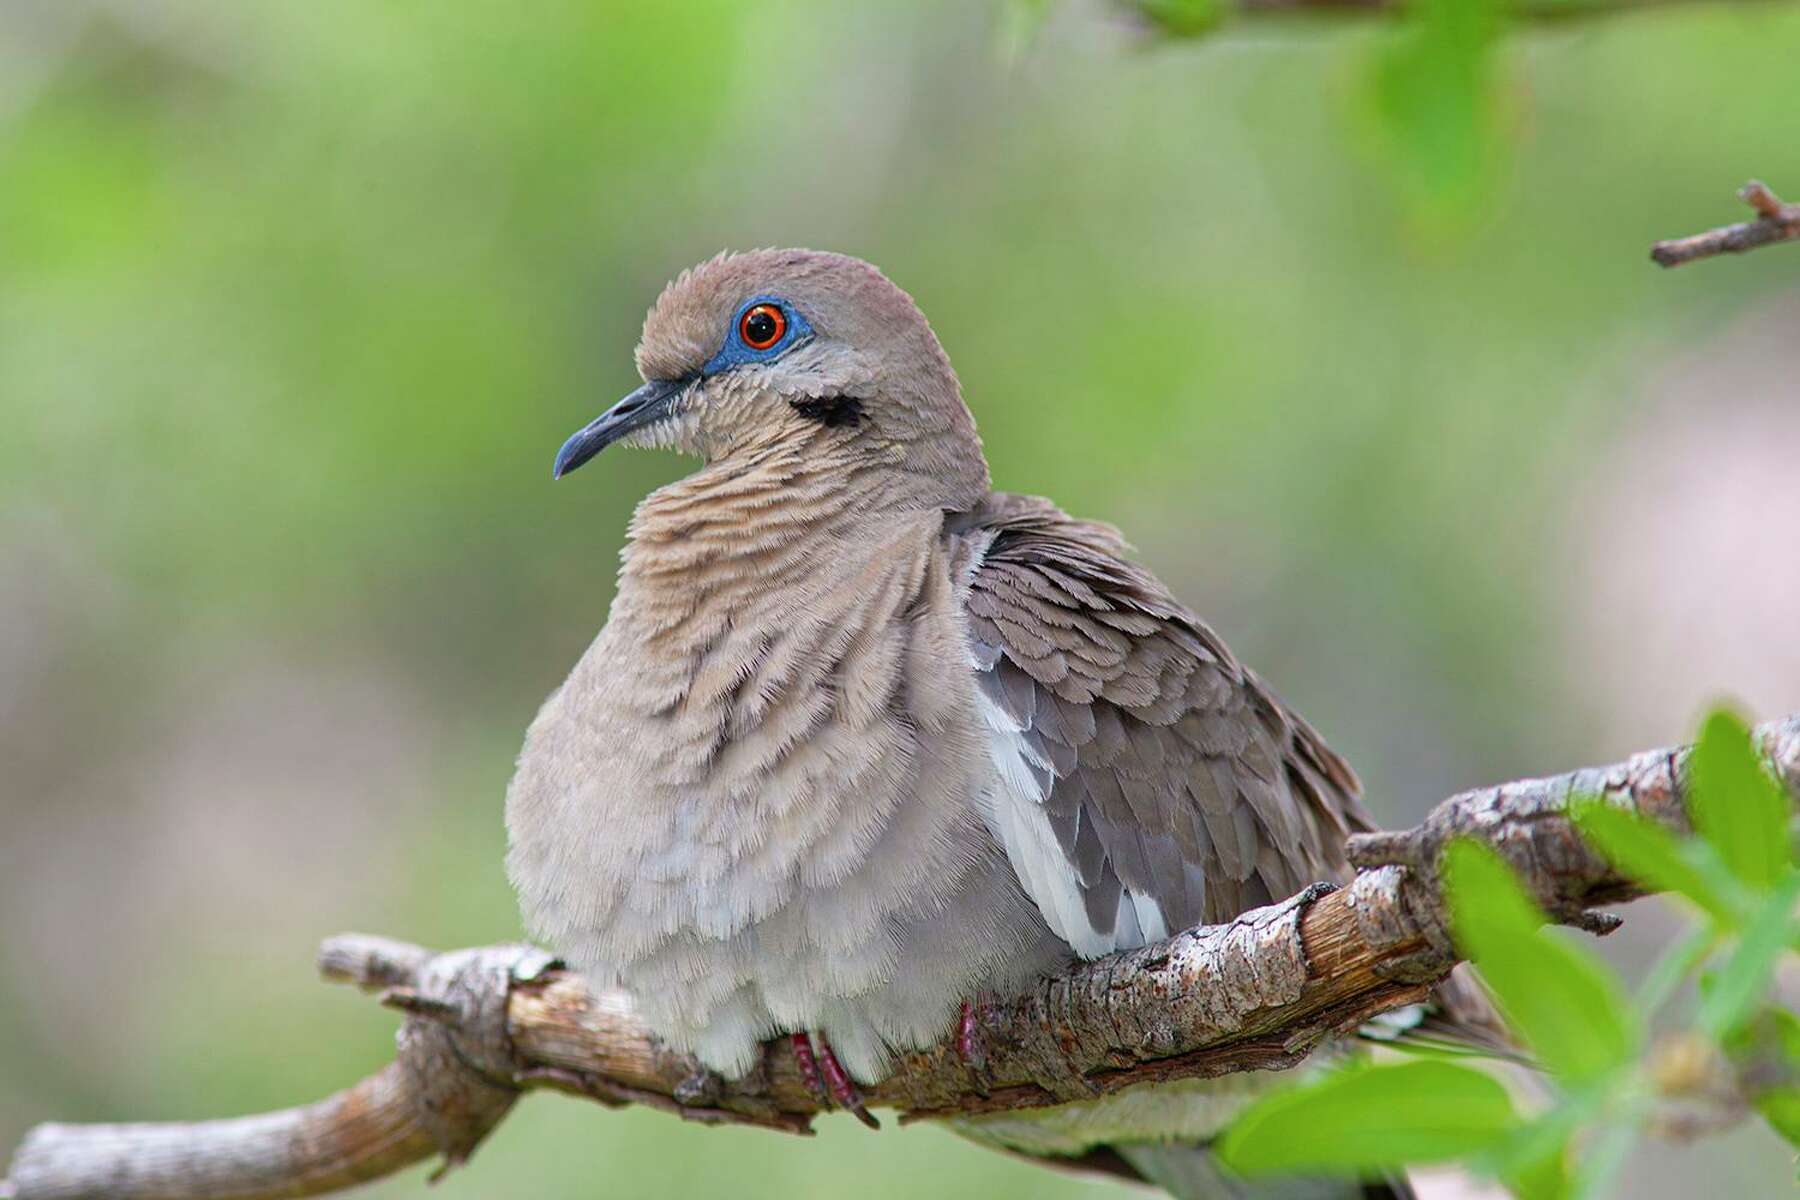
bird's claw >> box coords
[791,1032,826,1102]
[957,1000,992,1096]
[791,1031,880,1129]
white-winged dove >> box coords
[506,250,1488,1198]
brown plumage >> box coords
[506,250,1471,1198]
[952,493,1374,938]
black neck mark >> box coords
[789,395,864,428]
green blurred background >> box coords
[3,1,1798,1196]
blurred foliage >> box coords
[1218,708,1800,1196]
[3,1,1799,1198]
[1217,1059,1524,1174]
[1368,0,1506,222]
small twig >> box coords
[316,932,435,990]
[1124,0,1789,29]
[1741,179,1788,221]
[1651,180,1800,268]
[1562,909,1625,937]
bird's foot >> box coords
[791,1032,880,1129]
[817,1038,880,1130]
[956,1000,992,1095]
[790,1032,824,1100]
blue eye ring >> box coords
[702,296,813,376]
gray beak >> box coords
[552,378,687,479]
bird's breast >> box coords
[504,509,1005,972]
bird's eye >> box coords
[739,303,786,351]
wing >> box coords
[950,492,1376,958]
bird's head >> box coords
[553,249,989,509]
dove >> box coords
[506,249,1473,1198]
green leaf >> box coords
[997,0,1058,62]
[1755,1086,1800,1150]
[1481,1094,1603,1200]
[1490,1121,1575,1200]
[1366,0,1504,220]
[1690,709,1792,891]
[1503,1146,1574,1200]
[1445,840,1640,1082]
[1730,1009,1800,1149]
[1572,799,1741,928]
[1770,1007,1800,1060]
[1697,871,1800,1041]
[1216,1060,1519,1176]
[1132,0,1226,37]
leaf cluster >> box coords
[1217,710,1800,1197]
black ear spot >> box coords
[790,395,865,428]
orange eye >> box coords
[739,303,786,351]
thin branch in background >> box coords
[1652,180,1800,268]
[1121,0,1788,33]
[5,715,1798,1200]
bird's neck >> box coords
[602,447,965,746]
[614,440,935,625]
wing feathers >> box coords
[954,492,1377,956]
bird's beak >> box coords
[552,378,688,479]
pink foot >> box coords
[790,1032,879,1129]
[958,1001,986,1069]
[957,1000,992,1094]
[791,1032,826,1101]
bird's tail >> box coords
[1112,1142,1415,1200]
[945,1067,1426,1200]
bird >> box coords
[506,248,1483,1199]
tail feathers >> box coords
[1111,1142,1415,1200]
[1424,967,1517,1059]
[1360,967,1521,1063]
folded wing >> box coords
[951,492,1375,957]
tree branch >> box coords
[7,716,1799,1200]
[1651,180,1800,267]
[1124,0,1787,33]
